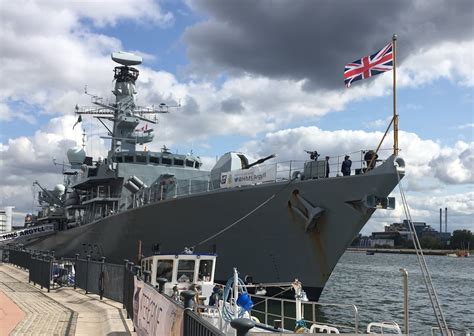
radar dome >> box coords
[67,147,86,169]
[53,184,66,196]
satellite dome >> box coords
[67,147,86,168]
[54,184,66,196]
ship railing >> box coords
[82,186,120,201]
[248,293,360,334]
[127,148,393,210]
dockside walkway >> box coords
[0,263,134,335]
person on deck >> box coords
[341,155,352,176]
[325,156,330,178]
[364,150,378,170]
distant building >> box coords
[368,238,394,248]
[372,219,451,245]
[0,206,15,233]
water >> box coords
[319,252,474,334]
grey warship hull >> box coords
[27,155,404,300]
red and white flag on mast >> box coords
[344,42,393,87]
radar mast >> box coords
[74,52,174,160]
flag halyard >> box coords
[344,42,393,87]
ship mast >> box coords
[74,52,170,160]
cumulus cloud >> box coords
[185,0,474,89]
[429,142,474,184]
[0,0,172,119]
[221,97,244,114]
[456,123,474,130]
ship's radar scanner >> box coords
[111,51,142,66]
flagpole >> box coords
[392,34,398,156]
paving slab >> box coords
[0,290,25,335]
[0,263,134,335]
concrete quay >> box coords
[0,263,134,335]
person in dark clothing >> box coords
[341,155,352,176]
[364,150,378,170]
[325,156,330,178]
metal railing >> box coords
[249,293,360,334]
[8,249,31,269]
[5,248,53,292]
[184,309,225,336]
[127,148,393,211]
[29,252,53,292]
[73,255,125,302]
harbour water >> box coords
[320,251,474,334]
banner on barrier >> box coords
[0,224,55,243]
[220,165,276,188]
[133,277,184,336]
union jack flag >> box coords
[344,42,393,87]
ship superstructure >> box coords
[19,52,405,300]
[62,52,209,225]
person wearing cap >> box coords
[325,156,330,178]
[341,155,352,176]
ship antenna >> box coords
[82,129,86,149]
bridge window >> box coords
[124,156,134,163]
[174,159,184,166]
[156,259,173,282]
[150,156,160,164]
[162,157,172,165]
[136,155,147,163]
[186,160,194,167]
[116,156,123,163]
[198,260,213,282]
[177,260,195,283]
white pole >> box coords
[400,268,409,335]
[233,268,239,320]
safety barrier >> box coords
[184,309,225,336]
[5,248,53,292]
[8,249,31,269]
[28,253,52,292]
[74,255,124,302]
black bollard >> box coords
[133,265,141,276]
[180,290,196,310]
[156,277,167,294]
[99,257,106,300]
[85,255,91,294]
[230,318,256,336]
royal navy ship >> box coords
[9,52,405,299]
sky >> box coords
[0,0,473,234]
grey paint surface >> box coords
[28,156,404,299]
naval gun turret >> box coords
[33,181,65,208]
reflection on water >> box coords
[319,252,474,334]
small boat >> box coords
[133,249,407,335]
[446,250,470,258]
